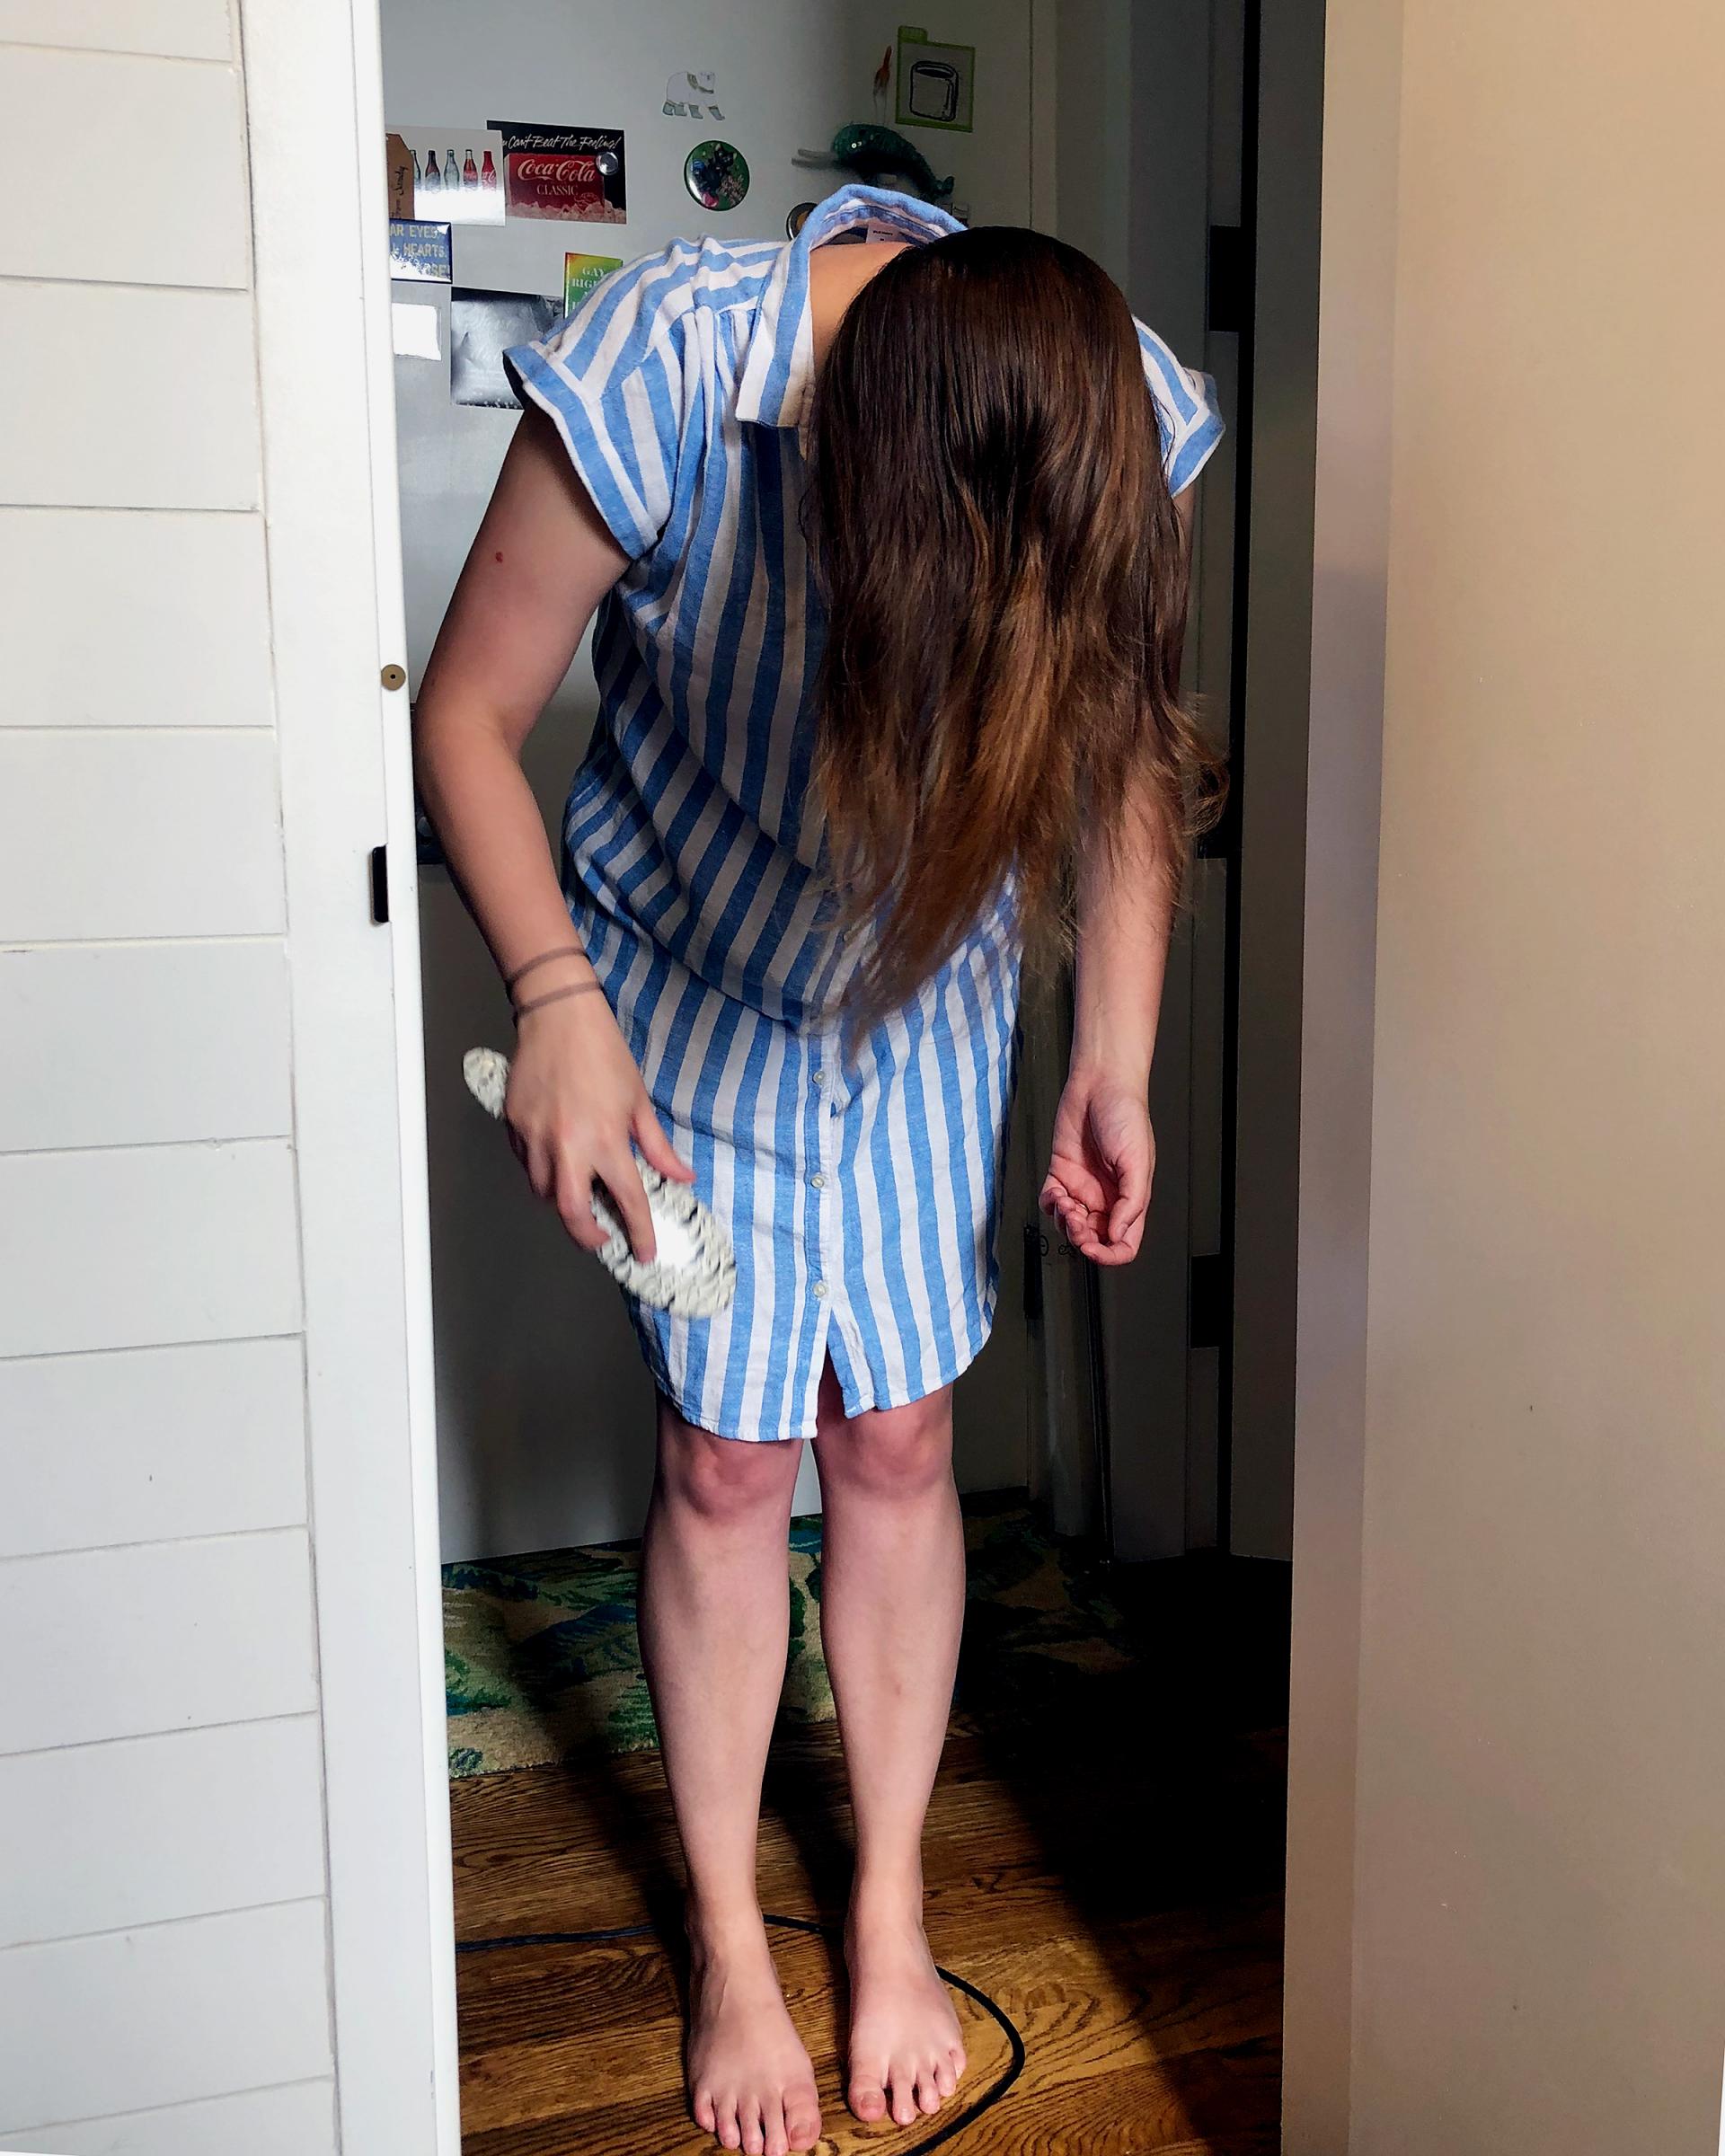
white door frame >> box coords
[1279,0,1400,2142]
[243,0,460,2146]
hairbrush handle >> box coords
[460,1047,626,1241]
[457,1047,737,1318]
[462,1047,512,1120]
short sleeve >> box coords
[503,247,689,561]
[1134,318,1225,497]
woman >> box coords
[413,181,1224,2156]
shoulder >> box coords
[500,235,789,561]
[809,237,912,354]
[538,236,786,390]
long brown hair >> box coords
[803,225,1226,1029]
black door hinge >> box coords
[1208,224,1248,335]
[1022,1223,1046,1324]
[1189,1251,1230,1350]
[369,844,389,923]
[1196,787,1243,864]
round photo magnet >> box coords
[685,138,750,212]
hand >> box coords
[503,990,695,1261]
[1039,1064,1154,1265]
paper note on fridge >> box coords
[391,303,441,360]
[450,287,561,408]
[393,127,505,224]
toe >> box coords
[694,2089,718,2134]
[761,2093,789,2156]
[717,2099,743,2152]
[784,2083,822,2151]
[933,2050,959,2099]
[889,2064,920,2126]
[916,2063,942,2114]
[739,2099,765,2156]
[847,2068,888,2124]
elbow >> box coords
[412,674,512,779]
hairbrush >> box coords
[462,1047,736,1319]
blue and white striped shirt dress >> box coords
[503,183,1223,1443]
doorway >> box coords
[375,0,1318,2144]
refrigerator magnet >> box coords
[684,139,749,212]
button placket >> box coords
[809,1026,845,1312]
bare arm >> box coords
[413,407,693,1259]
[1040,483,1197,1263]
[414,404,624,978]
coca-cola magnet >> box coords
[488,121,626,224]
[684,139,749,212]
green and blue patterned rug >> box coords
[444,1494,1133,1780]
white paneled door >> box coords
[0,0,458,2148]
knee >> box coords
[819,1389,954,1502]
[657,1416,798,1528]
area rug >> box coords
[445,1491,1133,1780]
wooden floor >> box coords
[452,1554,1289,2154]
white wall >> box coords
[0,3,454,2149]
[1287,0,1725,2143]
[1280,0,1396,2135]
[1351,0,1725,2136]
[0,10,338,2149]
[382,0,1037,1559]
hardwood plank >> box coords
[454,1725,1281,1943]
[457,1922,1015,2155]
[451,1554,1288,2150]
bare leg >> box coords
[637,1399,822,2156]
[811,1359,969,2127]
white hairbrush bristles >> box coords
[462,1047,736,1319]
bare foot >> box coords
[844,1886,968,2128]
[686,1908,822,2156]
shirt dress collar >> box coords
[733,182,964,431]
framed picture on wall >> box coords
[895,27,976,132]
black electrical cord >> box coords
[456,1913,1027,2153]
